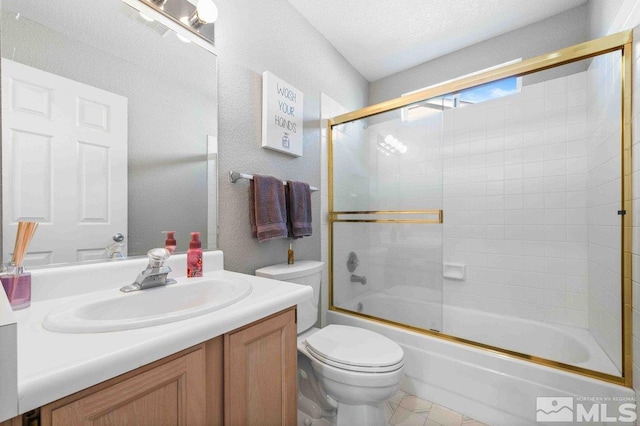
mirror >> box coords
[1,0,218,267]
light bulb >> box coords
[196,0,218,23]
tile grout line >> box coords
[386,390,487,426]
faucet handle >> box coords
[106,241,126,259]
[147,248,171,268]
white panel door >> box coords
[2,59,128,265]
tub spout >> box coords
[351,274,367,285]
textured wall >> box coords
[369,5,589,105]
[214,0,368,274]
[587,0,625,38]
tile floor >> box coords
[385,390,486,426]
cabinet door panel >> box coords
[44,349,205,426]
[225,309,296,426]
[0,416,21,426]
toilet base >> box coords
[336,402,385,426]
[297,402,386,426]
[297,409,335,426]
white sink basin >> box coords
[42,277,252,333]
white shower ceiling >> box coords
[287,0,588,82]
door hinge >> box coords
[618,210,627,215]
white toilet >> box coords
[256,261,404,426]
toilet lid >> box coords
[304,325,404,373]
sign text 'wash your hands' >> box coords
[262,71,304,157]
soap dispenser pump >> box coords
[187,232,203,277]
[163,231,177,254]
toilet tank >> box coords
[255,261,324,334]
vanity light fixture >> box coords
[137,0,216,45]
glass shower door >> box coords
[327,34,633,384]
[330,97,445,332]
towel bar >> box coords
[229,171,318,192]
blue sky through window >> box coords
[458,77,520,104]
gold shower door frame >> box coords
[327,31,633,387]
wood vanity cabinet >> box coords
[224,306,297,425]
[16,307,297,426]
[41,346,208,426]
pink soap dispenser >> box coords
[163,231,177,254]
[187,232,203,277]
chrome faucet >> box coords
[350,274,367,285]
[120,248,177,293]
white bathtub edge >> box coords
[327,310,634,425]
[400,374,536,426]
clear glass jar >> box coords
[1,264,31,310]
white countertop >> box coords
[0,291,18,422]
[8,251,312,414]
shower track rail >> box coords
[330,210,443,224]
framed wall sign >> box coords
[262,71,303,157]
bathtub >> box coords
[328,289,635,425]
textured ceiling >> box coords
[287,0,588,82]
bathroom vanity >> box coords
[37,308,295,425]
[0,251,310,425]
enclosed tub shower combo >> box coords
[326,31,635,424]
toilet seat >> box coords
[304,325,404,373]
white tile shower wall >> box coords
[367,113,444,211]
[332,210,374,304]
[587,51,623,372]
[441,73,590,329]
[333,122,370,211]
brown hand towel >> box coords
[286,180,312,238]
[250,175,288,242]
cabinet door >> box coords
[225,308,296,426]
[41,348,206,426]
[0,416,21,426]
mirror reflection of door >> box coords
[2,59,128,266]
